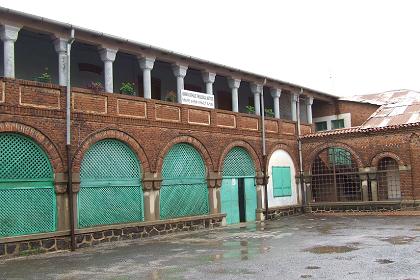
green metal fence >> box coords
[78,139,143,228]
[160,143,209,219]
[0,133,56,237]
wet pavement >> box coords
[0,215,419,280]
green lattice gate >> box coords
[221,147,256,224]
[0,133,56,237]
[78,139,143,228]
[160,143,209,219]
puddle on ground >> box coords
[375,259,394,264]
[317,224,333,235]
[300,274,312,278]
[304,245,358,254]
[380,236,416,245]
[305,266,321,270]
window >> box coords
[331,119,345,129]
[315,121,328,132]
[272,166,292,197]
[328,148,351,166]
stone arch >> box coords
[305,142,364,174]
[0,121,64,173]
[156,135,214,174]
[218,140,262,173]
[266,142,299,175]
[72,128,150,175]
[371,151,405,167]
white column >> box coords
[291,93,298,121]
[306,96,314,124]
[54,38,68,86]
[201,71,216,95]
[139,56,155,99]
[99,48,117,93]
[172,64,188,102]
[270,88,282,119]
[227,78,241,112]
[250,83,263,116]
[0,25,21,79]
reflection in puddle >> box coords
[304,245,358,254]
[376,259,394,264]
[380,236,416,245]
[306,266,321,270]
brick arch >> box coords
[371,152,405,167]
[218,140,262,173]
[266,142,299,174]
[0,121,64,173]
[305,142,364,173]
[72,129,150,175]
[155,135,214,174]
[409,133,420,145]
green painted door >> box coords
[221,178,239,224]
[0,133,56,237]
[221,147,256,224]
[245,177,257,222]
[78,139,143,228]
[160,143,209,219]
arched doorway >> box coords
[377,157,401,200]
[0,133,55,237]
[221,147,256,224]
[311,147,362,202]
[78,139,143,228]
[160,143,209,219]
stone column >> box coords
[250,83,263,116]
[142,172,162,221]
[207,172,222,214]
[54,173,69,231]
[99,48,117,93]
[172,64,188,103]
[306,96,314,124]
[54,38,68,86]
[291,93,298,121]
[227,78,241,112]
[255,172,267,221]
[369,172,378,201]
[360,174,369,201]
[138,56,155,99]
[270,88,281,119]
[202,71,216,95]
[0,25,21,78]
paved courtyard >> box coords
[0,215,419,280]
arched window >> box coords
[311,147,361,202]
[377,157,401,200]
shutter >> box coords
[244,178,257,222]
[221,178,239,224]
[222,147,255,177]
[272,166,292,197]
[160,143,209,219]
[0,133,55,237]
[78,139,143,228]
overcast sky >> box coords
[1,0,419,97]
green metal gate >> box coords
[78,139,143,228]
[160,143,209,219]
[221,147,256,224]
[0,133,56,237]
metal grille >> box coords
[160,143,209,219]
[79,139,143,228]
[222,147,256,177]
[377,157,401,200]
[0,133,55,237]
[310,148,362,202]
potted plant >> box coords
[87,81,104,94]
[264,108,275,118]
[35,67,52,83]
[165,91,177,102]
[245,105,255,114]
[120,82,135,96]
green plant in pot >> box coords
[245,105,255,114]
[35,67,52,83]
[120,82,135,95]
[264,108,275,117]
[165,91,177,102]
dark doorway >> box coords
[238,178,246,222]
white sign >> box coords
[181,89,214,109]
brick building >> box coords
[0,8,418,257]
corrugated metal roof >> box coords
[340,89,420,106]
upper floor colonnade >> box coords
[0,24,314,124]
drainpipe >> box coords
[66,28,76,251]
[296,88,306,208]
[260,78,269,219]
